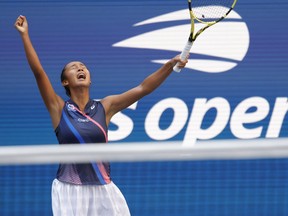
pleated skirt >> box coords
[51,179,131,216]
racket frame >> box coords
[173,0,238,72]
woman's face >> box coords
[62,61,91,90]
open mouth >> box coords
[77,73,86,80]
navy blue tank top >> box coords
[55,99,111,185]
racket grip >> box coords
[173,41,192,73]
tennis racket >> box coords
[173,0,238,72]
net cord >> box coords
[0,138,288,165]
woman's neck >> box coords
[70,89,90,112]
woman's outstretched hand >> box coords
[170,54,189,69]
[14,15,28,35]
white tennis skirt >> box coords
[51,179,131,216]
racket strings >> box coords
[191,0,235,22]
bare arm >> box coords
[15,15,64,129]
[101,56,188,125]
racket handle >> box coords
[173,41,193,73]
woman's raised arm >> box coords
[15,15,64,128]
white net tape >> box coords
[1,138,288,165]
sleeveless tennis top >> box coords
[55,99,111,185]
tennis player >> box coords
[14,15,188,216]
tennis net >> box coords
[1,138,288,216]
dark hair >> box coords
[60,65,71,97]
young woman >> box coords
[14,15,188,216]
